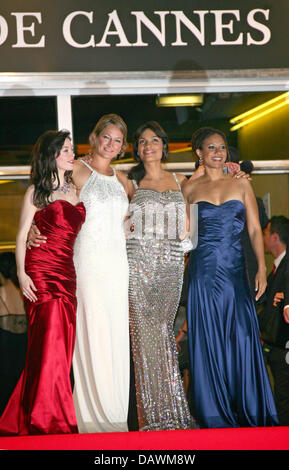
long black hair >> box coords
[128,121,169,184]
[30,129,72,208]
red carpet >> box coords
[0,427,288,450]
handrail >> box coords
[1,160,289,178]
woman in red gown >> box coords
[0,130,85,435]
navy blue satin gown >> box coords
[187,200,278,428]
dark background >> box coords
[0,0,288,72]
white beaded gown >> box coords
[126,174,195,431]
[72,160,130,433]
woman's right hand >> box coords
[27,223,47,249]
[255,268,267,301]
[19,273,37,302]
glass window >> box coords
[0,97,57,166]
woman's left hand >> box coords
[255,269,267,301]
[225,162,252,180]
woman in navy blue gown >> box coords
[182,127,278,428]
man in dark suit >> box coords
[258,216,289,425]
[283,256,289,324]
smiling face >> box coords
[137,128,164,163]
[55,137,75,172]
[196,133,227,169]
[94,124,124,161]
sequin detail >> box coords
[127,183,195,431]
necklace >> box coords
[54,180,70,194]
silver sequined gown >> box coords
[127,174,194,431]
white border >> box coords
[0,69,289,96]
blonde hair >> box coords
[89,114,128,157]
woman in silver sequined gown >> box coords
[126,122,195,431]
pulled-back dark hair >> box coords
[128,121,169,184]
[269,215,289,246]
[30,129,72,208]
[191,127,229,162]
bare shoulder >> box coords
[175,172,187,184]
[115,168,129,182]
[24,184,35,200]
[73,158,84,173]
[116,169,134,197]
[21,185,37,214]
[181,176,200,202]
[72,159,90,189]
[182,174,202,190]
[235,175,253,192]
[72,159,84,178]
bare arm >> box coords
[243,180,267,300]
[16,186,38,302]
[175,319,188,349]
[116,170,136,200]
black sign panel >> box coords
[0,0,288,72]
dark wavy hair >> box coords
[191,127,229,163]
[128,121,169,184]
[30,129,72,208]
[0,251,19,287]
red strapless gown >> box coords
[0,200,85,435]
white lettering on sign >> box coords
[63,11,95,48]
[247,9,271,45]
[95,10,131,47]
[131,11,169,47]
[11,12,45,47]
[171,10,208,46]
[211,10,243,45]
[0,9,272,48]
[0,15,8,46]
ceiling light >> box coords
[230,92,289,131]
[156,94,203,107]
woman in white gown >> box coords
[28,114,132,433]
[72,115,132,433]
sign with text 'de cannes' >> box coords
[0,0,288,73]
